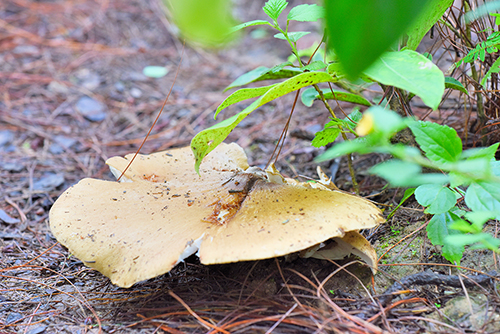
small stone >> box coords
[33,174,65,191]
[26,324,47,334]
[12,45,39,55]
[114,81,125,92]
[75,69,101,90]
[0,162,23,172]
[54,135,77,149]
[6,312,23,324]
[49,144,64,155]
[48,81,69,95]
[130,87,142,98]
[122,71,148,82]
[0,209,20,224]
[0,130,14,146]
[75,96,107,122]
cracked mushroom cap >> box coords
[49,143,384,288]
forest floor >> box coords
[1,0,500,333]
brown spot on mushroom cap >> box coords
[199,180,384,264]
[49,143,384,288]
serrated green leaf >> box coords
[445,77,468,95]
[364,50,444,110]
[344,109,363,129]
[231,20,272,33]
[287,4,324,22]
[408,121,462,164]
[215,84,277,118]
[461,143,499,160]
[324,0,432,79]
[442,242,464,264]
[406,0,453,50]
[274,31,310,42]
[415,184,457,214]
[428,211,459,245]
[428,212,464,263]
[263,0,288,20]
[311,128,341,147]
[465,181,500,220]
[192,71,337,172]
[142,66,169,78]
[225,67,301,91]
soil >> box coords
[1,0,500,333]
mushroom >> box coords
[49,143,384,288]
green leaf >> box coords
[415,184,457,214]
[231,20,272,33]
[387,188,416,219]
[142,66,169,78]
[405,0,453,50]
[311,128,341,148]
[366,106,406,138]
[364,50,445,110]
[287,4,325,22]
[215,84,277,118]
[481,56,500,88]
[324,0,432,79]
[449,219,478,233]
[225,67,301,91]
[192,71,338,172]
[226,67,270,90]
[465,181,500,219]
[445,77,468,95]
[427,212,464,263]
[491,13,500,26]
[315,138,370,162]
[408,121,462,163]
[344,109,363,129]
[263,0,287,20]
[302,60,327,72]
[274,31,310,43]
[322,91,371,107]
[300,87,371,107]
[270,61,294,73]
[370,160,449,186]
[369,160,420,186]
[166,0,235,47]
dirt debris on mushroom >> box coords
[49,143,384,288]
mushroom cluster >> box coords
[49,143,384,288]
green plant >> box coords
[186,0,494,264]
[190,0,457,174]
[316,106,500,263]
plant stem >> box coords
[464,1,487,145]
[313,84,360,194]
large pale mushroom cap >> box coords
[49,143,384,287]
